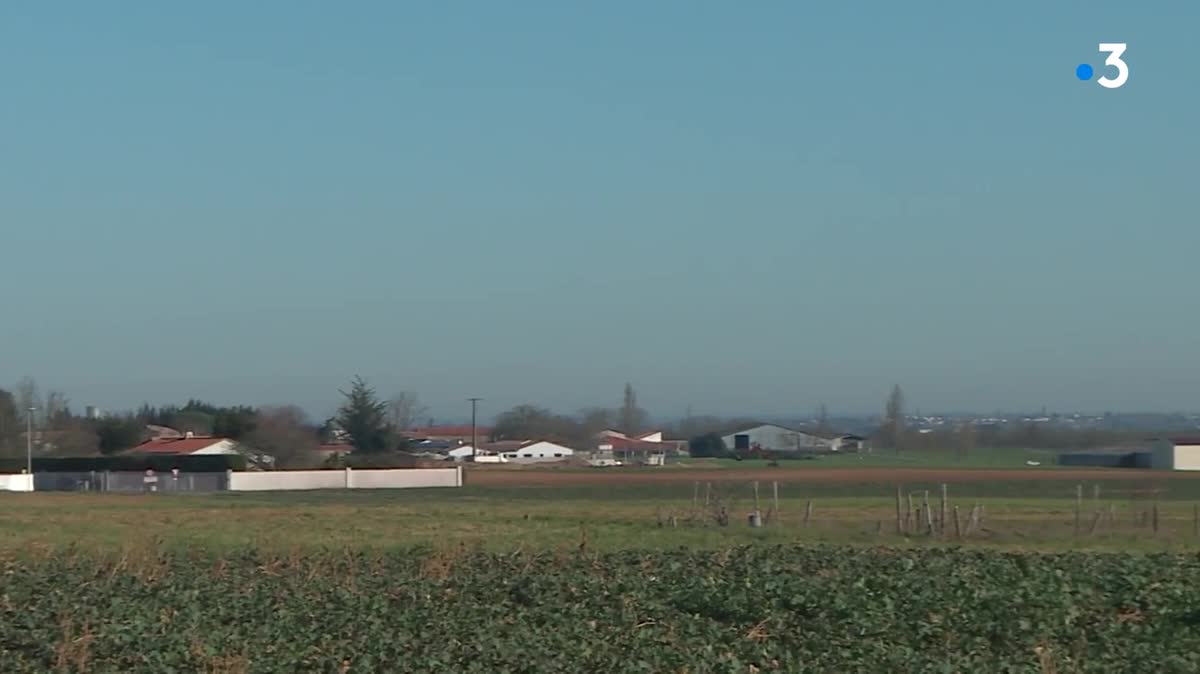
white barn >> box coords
[449,441,575,464]
[1150,438,1200,470]
[500,441,574,463]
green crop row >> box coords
[3,546,1199,673]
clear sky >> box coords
[2,1,1197,421]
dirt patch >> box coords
[465,467,1196,487]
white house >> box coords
[1150,438,1200,470]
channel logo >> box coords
[1076,43,1128,89]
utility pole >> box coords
[468,398,482,461]
[26,407,36,477]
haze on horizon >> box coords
[3,2,1197,421]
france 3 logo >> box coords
[1076,43,1128,89]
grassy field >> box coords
[3,471,1200,553]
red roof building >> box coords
[128,435,240,456]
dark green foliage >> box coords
[0,388,20,453]
[2,546,1200,672]
[94,415,146,454]
[335,376,393,453]
[0,454,246,473]
[339,451,424,469]
[688,432,730,458]
[492,404,580,443]
[141,400,258,440]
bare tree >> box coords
[244,406,322,469]
[44,390,70,427]
[815,403,830,434]
[0,389,20,456]
[579,407,615,434]
[620,383,648,436]
[884,385,906,453]
[15,377,40,426]
[387,392,428,432]
[493,404,579,443]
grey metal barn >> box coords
[33,470,229,493]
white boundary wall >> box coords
[0,474,34,492]
[228,467,462,491]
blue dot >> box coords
[1076,63,1093,81]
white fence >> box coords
[0,474,34,492]
[228,467,463,492]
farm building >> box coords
[449,441,575,464]
[128,434,243,456]
[1057,446,1151,468]
[499,441,575,463]
[1150,438,1200,470]
[127,433,275,469]
[720,424,865,454]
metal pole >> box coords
[468,398,482,461]
[26,407,36,477]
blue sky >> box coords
[2,1,1197,420]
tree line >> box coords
[2,377,1188,468]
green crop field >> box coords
[5,476,1200,672]
[4,545,1200,673]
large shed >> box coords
[1150,438,1200,470]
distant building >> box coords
[145,425,184,441]
[127,433,274,469]
[449,440,574,463]
[720,424,865,454]
[1057,446,1151,468]
[84,406,104,420]
[1150,438,1200,471]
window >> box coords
[523,454,533,458]
[553,453,562,458]
[504,454,516,459]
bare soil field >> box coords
[466,466,1193,487]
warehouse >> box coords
[1150,438,1200,471]
[1057,446,1150,468]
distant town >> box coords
[3,375,1198,472]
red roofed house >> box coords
[128,432,275,469]
[595,430,685,464]
[128,433,242,456]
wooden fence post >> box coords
[953,505,962,539]
[1152,502,1160,534]
[1193,504,1198,537]
[772,481,780,523]
[922,491,934,536]
[1074,484,1083,536]
[906,492,914,533]
[895,485,904,535]
[939,483,948,538]
[804,500,814,527]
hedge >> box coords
[0,454,247,473]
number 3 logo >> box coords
[1097,43,1128,89]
